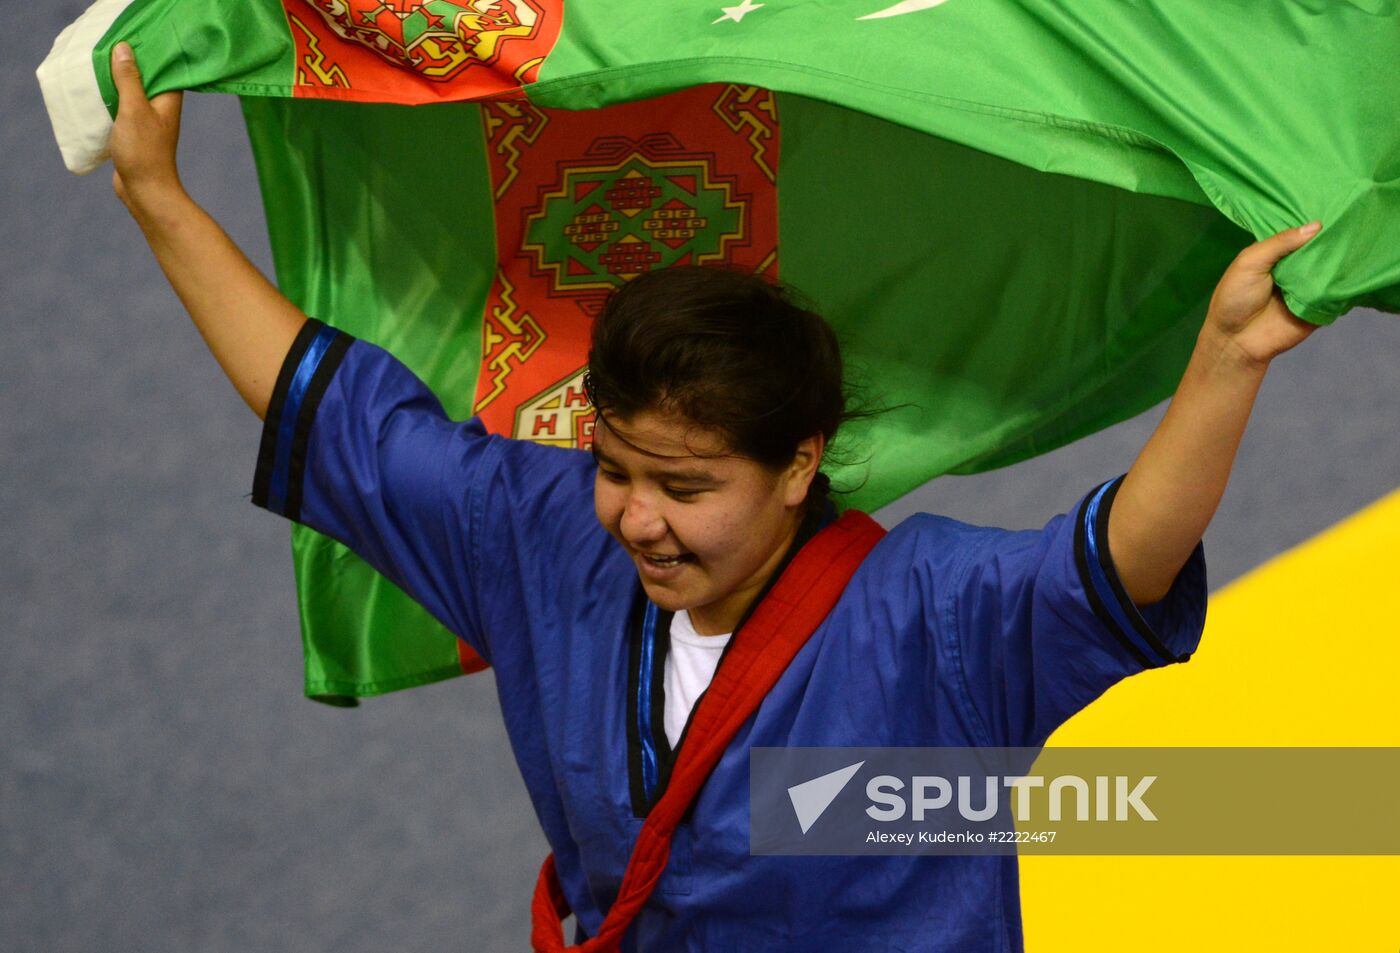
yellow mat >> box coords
[1021,488,1400,950]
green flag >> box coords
[40,0,1400,703]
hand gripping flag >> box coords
[39,0,1400,703]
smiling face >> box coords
[592,408,822,636]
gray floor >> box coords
[4,7,1398,951]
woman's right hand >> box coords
[109,42,185,213]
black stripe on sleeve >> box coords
[1072,482,1153,669]
[252,318,327,512]
[1089,478,1185,665]
[282,330,353,523]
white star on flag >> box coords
[714,0,764,24]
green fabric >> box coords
[775,94,1249,501]
[94,0,294,115]
[242,96,496,704]
[90,1,1400,324]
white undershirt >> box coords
[663,610,732,748]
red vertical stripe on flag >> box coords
[475,84,782,448]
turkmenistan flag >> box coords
[40,0,1400,704]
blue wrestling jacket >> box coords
[254,320,1208,952]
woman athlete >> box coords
[107,41,1322,953]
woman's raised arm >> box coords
[1107,222,1322,605]
[109,42,304,420]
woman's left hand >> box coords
[1204,221,1323,368]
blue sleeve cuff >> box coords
[1073,476,1207,669]
[251,318,355,521]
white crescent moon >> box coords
[858,0,953,19]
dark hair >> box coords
[584,265,856,509]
